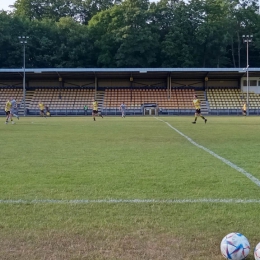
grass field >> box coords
[1,115,260,260]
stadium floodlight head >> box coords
[19,36,29,44]
[242,34,253,43]
[18,36,29,116]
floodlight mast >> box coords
[18,36,29,116]
[242,35,253,116]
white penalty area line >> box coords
[1,199,260,205]
[155,118,260,188]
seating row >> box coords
[1,87,260,112]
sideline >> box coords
[155,117,260,188]
[1,199,260,204]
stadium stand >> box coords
[207,88,260,115]
[0,88,23,115]
[2,86,260,116]
[102,88,196,114]
[27,88,95,115]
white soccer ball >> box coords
[254,242,260,260]
[220,232,250,259]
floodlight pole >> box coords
[242,35,253,116]
[19,36,29,116]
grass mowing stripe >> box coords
[2,199,260,204]
[156,118,260,188]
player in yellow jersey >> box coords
[192,95,207,124]
[92,99,103,121]
[242,102,247,116]
[38,102,46,117]
[5,99,12,124]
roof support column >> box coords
[167,74,171,99]
[95,76,98,99]
[169,74,172,99]
[205,76,208,89]
[59,77,63,88]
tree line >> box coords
[0,0,260,69]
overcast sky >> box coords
[0,0,159,11]
[0,0,15,10]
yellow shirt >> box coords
[193,99,201,109]
[39,103,45,110]
[92,101,98,110]
[243,104,247,110]
[5,101,12,112]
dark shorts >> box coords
[195,109,201,114]
[5,111,10,116]
[40,110,45,113]
[243,110,247,114]
[93,110,98,114]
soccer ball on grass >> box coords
[220,232,250,259]
[254,242,260,260]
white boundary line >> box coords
[1,199,260,204]
[156,118,260,187]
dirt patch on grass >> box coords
[0,230,224,260]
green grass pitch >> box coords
[1,115,260,259]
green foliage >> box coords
[160,1,198,67]
[13,0,122,23]
[88,8,121,67]
[1,0,260,68]
[0,12,27,68]
[113,0,159,67]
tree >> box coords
[2,0,260,68]
[13,0,122,23]
[89,0,159,67]
[0,11,27,68]
[88,8,121,67]
[80,0,122,24]
[160,1,198,67]
[55,17,93,67]
[186,0,232,67]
